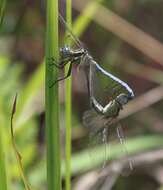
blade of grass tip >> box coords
[45,0,61,189]
[10,94,31,190]
[65,1,72,190]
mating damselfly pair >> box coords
[49,13,134,171]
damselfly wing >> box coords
[83,109,112,169]
[116,123,133,175]
[83,108,133,174]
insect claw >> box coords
[47,57,57,64]
[49,81,57,88]
[48,63,55,67]
[48,57,55,60]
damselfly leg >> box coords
[49,62,73,88]
[48,49,85,87]
[48,57,70,68]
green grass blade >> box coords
[0,130,8,190]
[45,0,61,189]
[0,0,6,28]
[0,6,8,189]
[28,134,163,180]
[65,1,72,190]
[62,135,163,175]
[63,1,104,188]
[10,94,31,190]
[73,0,104,37]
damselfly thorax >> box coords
[60,46,86,62]
[48,46,92,87]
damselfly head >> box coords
[81,47,88,55]
[60,45,71,58]
[116,93,131,106]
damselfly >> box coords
[49,14,134,99]
[82,58,134,170]
[50,13,134,170]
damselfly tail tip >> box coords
[128,91,134,100]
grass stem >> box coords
[65,0,72,190]
[0,130,7,190]
[45,0,61,189]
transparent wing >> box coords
[59,13,84,49]
[101,127,109,169]
[83,110,114,168]
[83,109,107,134]
[89,61,134,106]
[116,123,133,176]
[83,110,133,173]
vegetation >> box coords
[0,0,163,190]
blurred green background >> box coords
[1,0,163,190]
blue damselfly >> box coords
[50,13,134,170]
